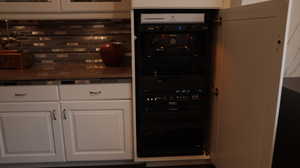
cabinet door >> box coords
[0,103,65,163]
[61,0,130,12]
[62,100,133,161]
[212,1,289,168]
[0,0,60,13]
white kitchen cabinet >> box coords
[61,0,131,12]
[61,100,133,161]
[132,0,291,168]
[0,0,61,13]
[0,103,65,163]
[0,83,133,164]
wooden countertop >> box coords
[0,63,132,81]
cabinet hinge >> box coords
[212,88,219,97]
[214,17,222,25]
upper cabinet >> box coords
[61,0,131,12]
[132,0,224,9]
[0,0,61,13]
[0,0,131,19]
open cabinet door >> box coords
[211,1,290,168]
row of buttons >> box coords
[145,94,202,103]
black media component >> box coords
[134,9,217,157]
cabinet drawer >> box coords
[59,83,132,100]
[0,86,59,102]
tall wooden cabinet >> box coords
[132,1,291,168]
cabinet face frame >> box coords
[61,0,131,12]
[61,100,133,161]
[0,103,65,163]
[0,0,61,13]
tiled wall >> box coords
[0,19,131,64]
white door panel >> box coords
[0,103,65,163]
[213,1,289,168]
[0,112,54,155]
[62,100,133,161]
[69,110,124,152]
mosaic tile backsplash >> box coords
[0,19,131,64]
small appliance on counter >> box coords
[0,50,33,69]
[100,42,125,67]
[0,26,33,69]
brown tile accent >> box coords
[0,19,131,64]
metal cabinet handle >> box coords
[89,91,102,96]
[63,109,68,120]
[14,93,27,97]
[51,110,57,120]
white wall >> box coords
[230,0,271,7]
[284,0,300,77]
[241,0,271,5]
